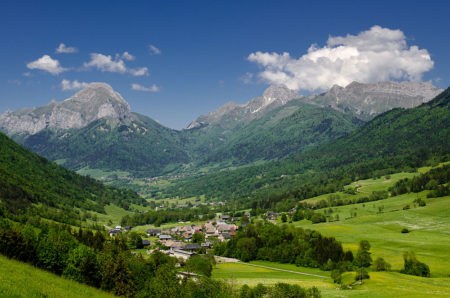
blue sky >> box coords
[1,0,449,129]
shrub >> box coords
[373,257,391,271]
[401,228,409,233]
[401,252,430,277]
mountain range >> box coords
[0,81,443,177]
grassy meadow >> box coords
[212,164,450,296]
[0,255,113,298]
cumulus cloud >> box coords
[61,79,89,91]
[121,51,135,61]
[55,43,78,53]
[84,53,148,76]
[131,83,159,92]
[248,26,434,91]
[148,44,161,55]
[26,55,67,75]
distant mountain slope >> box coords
[0,81,443,179]
[199,101,363,166]
[1,83,189,177]
[0,83,131,135]
[302,81,442,121]
[20,112,189,177]
[159,87,450,201]
[0,131,142,223]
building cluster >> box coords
[146,216,241,259]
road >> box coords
[239,262,329,278]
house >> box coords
[221,214,230,221]
[171,249,195,260]
[109,228,122,237]
[216,223,230,233]
[244,212,251,218]
[115,225,122,230]
[241,222,249,228]
[183,243,201,251]
[124,226,132,231]
[142,240,150,247]
[266,210,277,220]
[159,234,172,241]
[164,240,185,249]
[185,234,193,242]
[146,229,161,236]
[232,217,240,222]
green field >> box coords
[212,164,450,296]
[294,194,450,277]
[212,262,450,297]
[0,255,113,298]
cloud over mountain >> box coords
[84,53,148,76]
[61,79,89,90]
[26,55,67,75]
[248,26,434,91]
[131,83,159,92]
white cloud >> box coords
[129,67,149,76]
[148,44,161,55]
[55,43,78,53]
[131,83,159,92]
[248,26,434,91]
[84,53,148,76]
[61,79,89,91]
[121,51,135,61]
[239,72,254,84]
[26,55,67,75]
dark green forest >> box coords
[0,131,143,225]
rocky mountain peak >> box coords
[0,82,131,135]
[303,80,443,120]
[187,85,301,129]
[262,85,301,105]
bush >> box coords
[401,228,409,233]
[401,252,430,277]
[373,257,391,271]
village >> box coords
[108,212,260,260]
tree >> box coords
[236,237,258,262]
[281,213,287,223]
[192,232,205,244]
[129,232,143,249]
[401,252,430,277]
[63,245,100,287]
[354,240,372,282]
[373,257,391,271]
[185,255,213,277]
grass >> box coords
[0,255,113,298]
[212,163,450,296]
[212,262,450,297]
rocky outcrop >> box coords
[301,81,443,120]
[0,82,131,135]
[186,85,301,129]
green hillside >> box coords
[198,102,362,166]
[0,131,143,225]
[158,87,450,201]
[20,113,189,177]
[0,254,114,298]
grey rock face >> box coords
[302,81,443,120]
[186,85,301,129]
[0,82,131,135]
